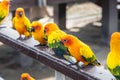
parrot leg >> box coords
[23,36,31,40]
[34,43,46,47]
[17,36,24,40]
[68,61,85,70]
[68,62,81,70]
[17,35,31,41]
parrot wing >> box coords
[108,66,120,80]
[12,17,15,27]
[80,44,100,66]
[0,1,9,23]
[0,9,6,22]
[48,30,69,58]
[24,17,32,34]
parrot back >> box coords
[48,30,68,58]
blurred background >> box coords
[0,0,119,80]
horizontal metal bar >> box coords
[47,0,86,5]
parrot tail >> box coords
[114,75,120,80]
[92,59,101,66]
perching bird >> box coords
[31,21,47,46]
[60,34,101,66]
[44,22,69,58]
[44,22,60,38]
[107,32,120,80]
[12,7,31,40]
[20,73,35,80]
[0,0,10,24]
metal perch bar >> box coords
[0,28,115,80]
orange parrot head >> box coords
[1,0,10,7]
[31,21,43,33]
[110,32,120,51]
[20,73,35,80]
[60,34,75,47]
[15,7,25,17]
[44,22,59,36]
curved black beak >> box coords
[44,29,46,34]
[31,27,35,32]
[19,12,23,17]
[60,40,64,45]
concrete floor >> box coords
[0,2,110,80]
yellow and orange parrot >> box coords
[44,22,69,58]
[60,34,101,66]
[0,0,10,24]
[12,7,31,40]
[20,73,35,80]
[31,21,47,46]
[107,32,120,80]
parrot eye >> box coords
[44,28,48,33]
[35,26,39,29]
[63,39,67,43]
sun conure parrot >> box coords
[12,7,31,40]
[0,0,10,24]
[20,73,35,80]
[31,21,47,46]
[60,34,101,67]
[107,32,120,80]
[44,22,69,58]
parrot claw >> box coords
[68,63,81,70]
[34,44,46,47]
[78,61,85,67]
[69,62,85,70]
[17,36,24,40]
[23,36,31,40]
[17,36,31,41]
[63,55,77,64]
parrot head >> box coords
[60,34,75,47]
[15,7,25,17]
[31,21,43,32]
[20,73,35,80]
[110,32,120,51]
[0,0,10,7]
[44,22,59,36]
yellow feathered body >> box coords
[20,73,35,80]
[12,7,31,38]
[0,0,10,23]
[31,21,47,45]
[44,22,68,58]
[44,22,60,38]
[107,32,120,80]
[48,30,67,45]
[61,34,100,66]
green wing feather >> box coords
[0,10,6,23]
[80,44,100,66]
[48,30,66,48]
[24,17,32,36]
[108,66,120,80]
[48,30,68,58]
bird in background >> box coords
[0,0,10,25]
[60,34,101,67]
[31,21,47,46]
[44,22,69,58]
[107,32,120,80]
[20,73,35,80]
[12,7,32,40]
